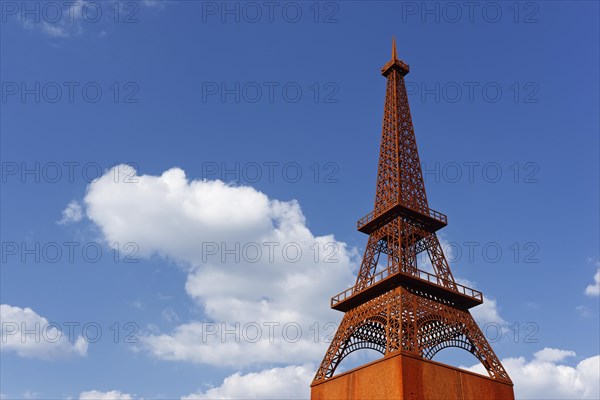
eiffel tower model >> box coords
[311,40,515,400]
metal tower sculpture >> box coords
[312,40,512,385]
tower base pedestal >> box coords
[310,351,514,400]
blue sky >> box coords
[1,1,599,399]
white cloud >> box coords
[17,1,163,39]
[142,0,166,8]
[82,166,357,366]
[40,22,69,38]
[161,307,180,323]
[131,300,144,310]
[454,277,506,327]
[79,390,133,400]
[585,269,600,296]
[0,304,87,359]
[533,347,576,363]
[58,200,83,224]
[471,295,505,326]
[576,305,593,318]
[20,1,87,38]
[182,364,312,400]
[465,348,600,399]
[23,391,38,400]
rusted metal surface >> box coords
[311,351,515,400]
[311,40,513,390]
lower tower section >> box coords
[313,287,511,383]
[311,287,514,399]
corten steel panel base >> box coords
[310,351,514,400]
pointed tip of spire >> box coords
[382,36,409,76]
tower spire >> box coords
[381,38,409,77]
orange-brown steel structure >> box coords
[311,40,513,398]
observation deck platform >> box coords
[331,267,483,312]
[357,203,447,235]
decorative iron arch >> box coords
[416,317,474,359]
[422,332,476,360]
[329,317,387,377]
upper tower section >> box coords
[368,38,436,223]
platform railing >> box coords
[356,204,447,231]
[331,266,482,308]
[356,210,377,229]
[427,208,447,224]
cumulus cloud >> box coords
[58,200,83,224]
[0,304,87,359]
[82,166,357,366]
[533,347,577,363]
[465,348,600,399]
[79,390,133,400]
[78,165,512,371]
[585,269,600,296]
[182,364,312,399]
